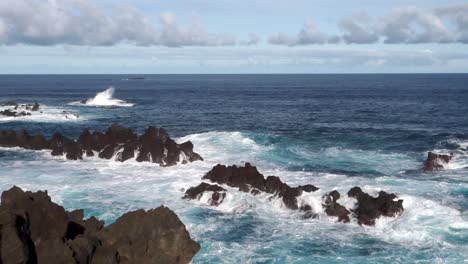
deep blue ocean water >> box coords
[0,74,467,263]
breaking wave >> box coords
[69,87,135,107]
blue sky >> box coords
[0,0,467,73]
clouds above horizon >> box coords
[0,0,236,47]
[0,1,467,47]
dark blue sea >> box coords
[0,74,467,263]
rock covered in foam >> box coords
[322,190,350,223]
[194,163,319,210]
[0,124,203,167]
[0,101,40,117]
[423,151,453,171]
[0,186,200,264]
[348,187,404,226]
[183,182,227,206]
[187,163,404,226]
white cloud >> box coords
[339,13,379,44]
[269,21,339,46]
[271,4,468,45]
[0,0,235,47]
[381,6,455,44]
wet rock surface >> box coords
[0,186,200,264]
[322,190,351,223]
[202,163,319,210]
[186,163,404,226]
[183,183,227,206]
[0,124,203,166]
[0,102,40,117]
[423,151,453,171]
[347,187,404,226]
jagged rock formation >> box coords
[185,163,404,226]
[202,163,319,210]
[423,151,453,171]
[347,187,404,226]
[0,101,40,117]
[322,190,350,223]
[0,124,203,166]
[0,186,200,264]
[183,183,227,206]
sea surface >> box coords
[0,74,467,263]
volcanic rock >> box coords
[202,163,319,210]
[423,151,453,171]
[0,124,203,167]
[183,182,227,206]
[0,186,200,264]
[322,190,350,223]
[347,186,404,226]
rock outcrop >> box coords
[0,102,40,117]
[348,187,404,226]
[185,163,404,226]
[0,124,203,166]
[0,186,200,264]
[322,190,350,223]
[183,183,227,206]
[423,151,453,171]
[201,163,319,210]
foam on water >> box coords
[0,104,84,123]
[69,87,135,107]
[431,138,468,171]
[0,131,467,263]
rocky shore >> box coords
[0,124,203,166]
[184,163,404,226]
[0,186,200,264]
[0,101,40,117]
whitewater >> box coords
[0,74,467,263]
[69,87,135,107]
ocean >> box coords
[0,74,467,263]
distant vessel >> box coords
[127,77,145,80]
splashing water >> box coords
[70,87,135,107]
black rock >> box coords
[183,182,227,206]
[423,151,453,171]
[322,190,350,223]
[347,187,404,226]
[0,186,200,264]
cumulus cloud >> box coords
[0,0,235,47]
[271,4,468,45]
[381,7,455,44]
[339,13,379,44]
[434,4,468,43]
[269,21,339,46]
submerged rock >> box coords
[347,187,404,226]
[423,151,453,171]
[0,124,203,167]
[0,186,200,264]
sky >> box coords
[0,0,468,74]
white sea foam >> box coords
[0,104,83,123]
[432,138,468,170]
[69,87,135,107]
[0,131,467,262]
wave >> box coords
[0,104,83,123]
[1,131,467,262]
[69,87,135,107]
[432,138,468,171]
